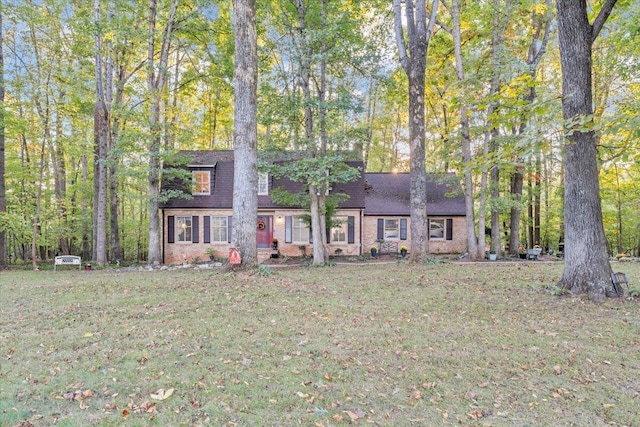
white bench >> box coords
[526,248,542,260]
[54,255,82,271]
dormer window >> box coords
[193,171,210,195]
[258,172,269,195]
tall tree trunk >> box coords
[0,1,5,268]
[31,136,47,270]
[52,94,70,254]
[81,154,91,260]
[449,0,478,259]
[231,0,258,268]
[509,0,552,256]
[487,0,511,257]
[393,0,439,262]
[147,0,178,265]
[94,0,109,266]
[614,164,623,255]
[107,0,123,263]
[533,150,541,245]
[556,0,617,300]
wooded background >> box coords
[0,0,638,267]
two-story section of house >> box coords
[159,150,467,264]
[159,150,366,264]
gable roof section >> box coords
[160,150,365,210]
[364,173,466,216]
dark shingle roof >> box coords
[364,173,466,216]
[160,151,365,209]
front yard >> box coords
[1,262,638,426]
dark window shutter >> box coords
[203,216,211,243]
[400,218,407,240]
[427,219,430,240]
[227,216,233,243]
[446,218,453,240]
[192,216,199,243]
[167,216,175,243]
[285,216,292,243]
[377,218,384,240]
[347,216,355,244]
[309,227,313,243]
[326,227,331,244]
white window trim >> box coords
[331,216,347,243]
[258,172,269,195]
[211,216,228,242]
[176,216,192,243]
[292,216,310,243]
[384,218,400,240]
[193,171,210,195]
[429,219,446,240]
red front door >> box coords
[257,216,272,248]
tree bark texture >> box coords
[393,0,439,262]
[94,0,109,266]
[450,0,478,259]
[556,0,617,300]
[147,0,178,265]
[232,0,258,267]
[0,2,6,268]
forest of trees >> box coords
[0,1,638,277]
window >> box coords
[292,216,310,242]
[212,216,228,242]
[384,219,399,239]
[177,216,192,242]
[258,172,269,195]
[331,216,347,242]
[193,171,210,195]
[377,218,407,241]
[430,219,445,239]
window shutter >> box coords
[377,218,384,240]
[192,216,199,243]
[400,218,407,240]
[167,216,175,243]
[227,216,233,243]
[446,218,453,240]
[203,216,211,243]
[285,216,292,243]
[309,227,313,243]
[326,227,331,244]
[347,216,355,244]
[427,219,430,240]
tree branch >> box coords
[393,0,408,71]
[591,0,618,43]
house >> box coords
[159,150,467,264]
[363,173,467,254]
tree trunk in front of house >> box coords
[556,0,617,301]
[231,0,258,268]
[393,0,439,262]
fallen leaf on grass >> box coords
[150,388,174,400]
[344,409,366,422]
[467,408,486,420]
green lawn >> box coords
[1,261,639,426]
